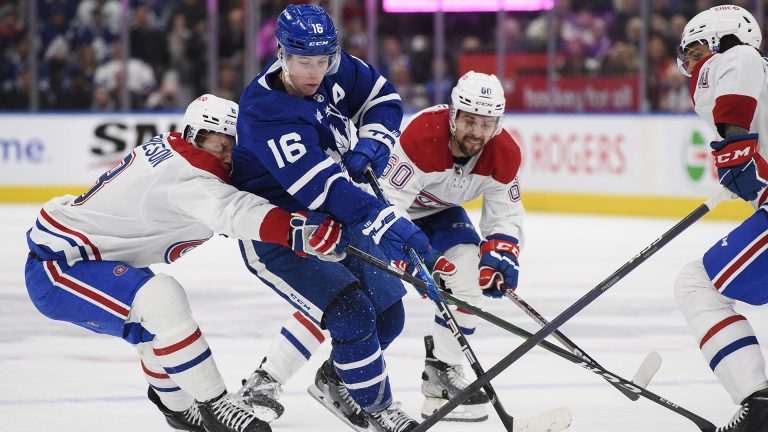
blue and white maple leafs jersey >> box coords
[232,51,402,225]
[690,45,768,207]
[380,106,525,245]
[27,132,288,268]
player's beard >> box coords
[455,134,486,158]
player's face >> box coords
[452,111,499,157]
[198,132,235,171]
[284,55,330,97]
[682,42,711,75]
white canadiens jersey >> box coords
[690,45,768,206]
[28,132,283,268]
[691,45,768,143]
[380,106,524,244]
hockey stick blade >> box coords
[631,351,662,388]
[511,407,572,432]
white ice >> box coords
[2,203,767,432]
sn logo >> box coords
[481,87,492,95]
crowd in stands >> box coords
[0,0,760,112]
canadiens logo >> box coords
[699,67,709,89]
[414,191,453,209]
[113,265,128,276]
[164,239,209,263]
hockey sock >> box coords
[130,274,226,403]
[675,259,768,403]
[136,341,194,411]
[432,244,483,365]
[325,289,393,413]
[262,311,326,384]
[376,300,404,350]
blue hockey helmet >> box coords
[276,4,340,74]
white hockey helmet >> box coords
[450,71,506,136]
[182,94,239,146]
[677,5,761,76]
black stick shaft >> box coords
[412,190,726,432]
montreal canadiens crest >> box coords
[164,238,209,263]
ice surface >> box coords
[2,203,766,431]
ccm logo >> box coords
[308,41,329,46]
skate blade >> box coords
[513,407,572,432]
[421,397,489,422]
[307,384,370,432]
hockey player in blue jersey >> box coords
[231,4,454,432]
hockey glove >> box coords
[711,133,768,202]
[394,247,457,290]
[343,138,391,183]
[290,212,349,262]
[360,204,431,263]
[479,233,520,298]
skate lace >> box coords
[444,364,470,389]
[183,403,204,426]
[338,382,363,415]
[240,370,282,401]
[211,395,259,431]
[716,404,749,432]
[374,402,413,432]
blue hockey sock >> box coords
[325,289,392,413]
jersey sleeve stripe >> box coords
[713,94,758,131]
[40,209,102,261]
[307,172,347,210]
[355,93,402,126]
[351,76,387,124]
[286,157,336,195]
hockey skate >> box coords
[147,386,205,432]
[420,335,489,422]
[307,359,369,431]
[237,368,285,422]
[198,392,272,432]
[717,390,768,432]
[366,402,419,432]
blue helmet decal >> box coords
[276,4,339,57]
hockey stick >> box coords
[503,290,650,400]
[412,188,730,432]
[345,245,717,431]
[363,169,526,432]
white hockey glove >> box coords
[290,212,348,262]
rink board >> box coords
[0,113,750,219]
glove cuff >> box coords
[480,234,520,258]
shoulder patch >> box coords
[471,129,522,184]
[166,133,231,184]
[399,108,453,173]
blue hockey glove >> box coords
[343,138,391,183]
[711,133,768,202]
[360,205,431,263]
[479,234,520,298]
[290,211,349,262]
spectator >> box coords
[130,4,168,78]
[76,0,121,33]
[94,41,156,107]
[70,6,118,63]
[90,85,116,111]
[219,6,244,61]
[601,41,639,75]
[658,62,692,112]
